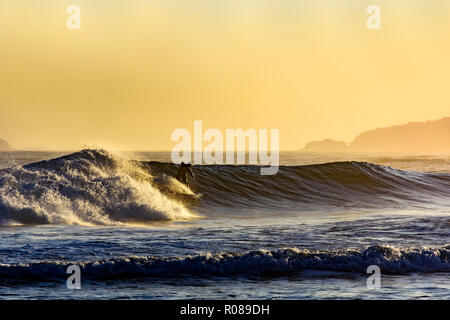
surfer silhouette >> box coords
[176,162,194,186]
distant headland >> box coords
[0,139,13,151]
[302,139,349,152]
[302,117,450,152]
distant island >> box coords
[302,117,450,152]
[302,139,349,152]
[0,139,13,151]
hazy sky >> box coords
[1,0,449,150]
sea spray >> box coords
[0,149,196,226]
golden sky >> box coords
[1,0,449,150]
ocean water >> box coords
[0,150,449,299]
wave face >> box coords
[0,245,448,281]
[1,149,450,225]
[147,160,450,210]
[0,150,194,226]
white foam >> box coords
[0,149,196,226]
[0,245,448,281]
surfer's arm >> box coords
[188,168,195,178]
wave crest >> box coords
[0,245,448,281]
[147,161,450,210]
[2,149,450,225]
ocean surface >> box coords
[0,150,449,299]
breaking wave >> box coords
[147,159,450,210]
[0,245,448,281]
[0,149,195,226]
[1,149,450,225]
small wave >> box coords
[0,149,195,226]
[0,245,448,282]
